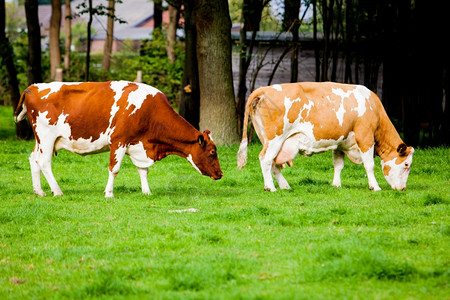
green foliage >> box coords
[0,106,449,298]
[121,28,185,105]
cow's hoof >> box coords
[264,186,276,192]
[34,190,46,197]
[279,184,291,190]
[104,191,114,198]
[369,186,381,191]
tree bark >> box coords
[1,0,33,139]
[312,0,320,81]
[24,0,43,85]
[50,0,61,80]
[153,0,163,29]
[166,4,178,63]
[102,0,115,71]
[283,0,300,83]
[85,0,92,81]
[179,0,200,129]
[64,0,71,75]
[194,0,239,145]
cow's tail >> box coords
[237,88,264,170]
[14,91,28,123]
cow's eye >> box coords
[210,150,216,157]
[405,163,409,168]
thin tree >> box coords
[178,0,200,129]
[64,0,72,75]
[194,0,239,145]
[166,3,178,63]
[24,0,43,85]
[236,0,269,133]
[102,0,115,71]
[0,0,33,139]
[283,0,300,83]
[50,0,62,80]
[153,0,163,29]
[75,0,125,81]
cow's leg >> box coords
[332,150,345,187]
[360,146,381,191]
[271,164,290,190]
[29,147,46,196]
[127,143,154,195]
[137,167,151,195]
[259,140,283,192]
[34,141,63,196]
[104,145,127,198]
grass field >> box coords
[0,106,449,299]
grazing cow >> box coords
[15,81,222,197]
[237,82,414,191]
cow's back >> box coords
[26,82,115,142]
[299,82,380,141]
[251,82,381,143]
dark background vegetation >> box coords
[0,0,448,146]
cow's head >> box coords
[381,143,414,190]
[186,130,223,180]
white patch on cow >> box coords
[112,146,127,173]
[332,86,371,124]
[271,84,282,91]
[187,154,202,174]
[110,80,130,102]
[360,145,381,191]
[126,82,162,115]
[208,133,214,142]
[335,101,346,126]
[56,132,110,154]
[353,85,371,116]
[34,111,71,144]
[381,149,413,190]
[37,82,82,100]
[127,142,154,168]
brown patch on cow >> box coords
[383,164,391,176]
[63,83,116,141]
[287,100,303,123]
[255,92,285,140]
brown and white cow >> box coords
[15,81,222,197]
[237,82,414,191]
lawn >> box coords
[0,106,449,299]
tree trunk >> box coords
[0,0,33,139]
[102,0,115,71]
[320,0,334,82]
[330,0,342,82]
[153,0,163,29]
[194,0,239,145]
[312,0,320,81]
[85,0,92,81]
[179,0,200,129]
[64,0,71,75]
[166,4,178,64]
[236,0,266,133]
[344,0,353,83]
[283,0,300,83]
[24,0,43,85]
[50,0,61,80]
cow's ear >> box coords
[397,143,407,156]
[197,135,205,147]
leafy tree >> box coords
[74,0,125,81]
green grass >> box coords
[0,106,449,299]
